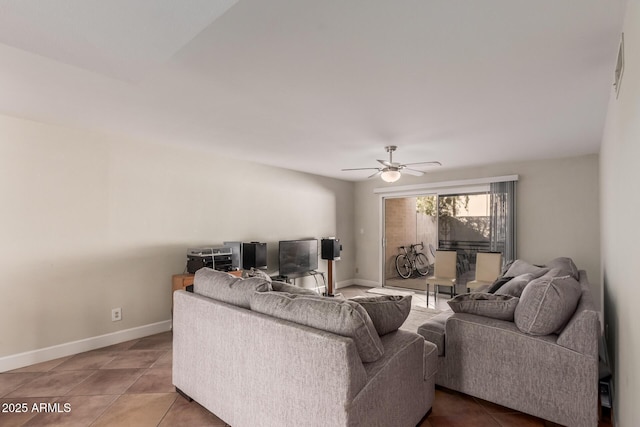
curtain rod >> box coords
[373,175,519,194]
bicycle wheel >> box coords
[414,253,430,276]
[395,254,412,279]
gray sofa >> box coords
[173,269,437,427]
[418,260,600,427]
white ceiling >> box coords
[0,0,626,181]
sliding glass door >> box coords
[383,195,437,290]
[379,177,517,292]
[383,190,493,289]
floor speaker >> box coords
[321,238,341,260]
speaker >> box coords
[321,238,342,261]
[242,242,267,269]
[223,241,242,270]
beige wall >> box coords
[0,114,355,358]
[600,1,640,424]
[354,154,601,305]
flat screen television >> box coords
[278,239,318,277]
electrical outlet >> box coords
[111,307,122,322]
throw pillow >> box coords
[514,273,582,335]
[243,267,273,282]
[495,273,535,298]
[350,295,412,335]
[504,259,549,279]
[194,268,272,309]
[486,276,514,294]
[250,292,384,363]
[447,293,519,321]
[271,280,319,296]
[545,257,580,281]
[500,259,515,276]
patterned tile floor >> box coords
[0,331,225,426]
[0,285,612,427]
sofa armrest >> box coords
[423,340,438,380]
[556,308,599,356]
[442,313,598,427]
[556,278,600,357]
[350,330,435,427]
[417,312,452,356]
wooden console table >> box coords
[172,274,195,294]
[172,270,243,293]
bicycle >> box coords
[395,242,431,279]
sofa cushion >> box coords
[514,272,582,335]
[250,292,384,362]
[271,280,319,296]
[350,295,412,336]
[447,293,519,321]
[495,273,535,298]
[503,259,549,279]
[486,276,514,294]
[194,268,272,309]
[545,257,580,281]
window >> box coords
[436,192,490,268]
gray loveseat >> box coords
[173,268,437,427]
[418,258,600,427]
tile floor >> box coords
[0,332,224,427]
[422,387,612,427]
[0,285,613,427]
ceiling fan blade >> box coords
[343,147,435,178]
[402,161,442,167]
[402,168,425,176]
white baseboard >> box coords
[335,279,352,289]
[0,320,172,373]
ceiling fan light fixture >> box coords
[341,146,440,182]
[380,169,401,183]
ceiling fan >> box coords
[342,146,441,182]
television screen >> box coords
[278,239,318,277]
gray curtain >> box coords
[489,180,516,264]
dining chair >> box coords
[466,252,503,292]
[425,250,458,305]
